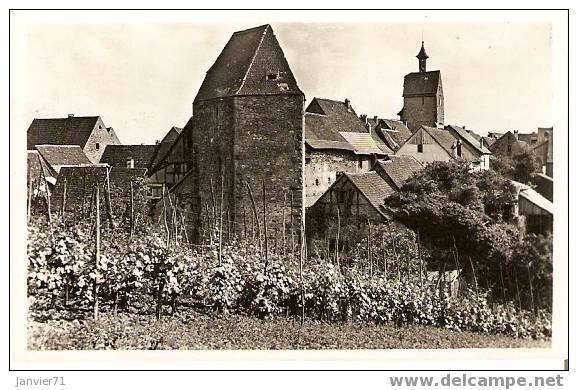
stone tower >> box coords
[188,24,304,242]
[398,41,444,132]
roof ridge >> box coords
[237,25,270,93]
[232,24,270,35]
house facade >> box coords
[396,125,491,170]
[27,115,121,163]
[146,121,193,199]
[304,98,390,207]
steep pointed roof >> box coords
[194,24,302,102]
[416,41,429,60]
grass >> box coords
[28,310,550,350]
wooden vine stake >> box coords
[299,214,306,327]
[246,182,261,256]
[218,174,224,267]
[282,191,287,258]
[93,183,100,320]
[262,179,269,272]
[104,167,114,226]
[27,177,33,223]
[129,181,134,238]
[367,219,372,277]
[335,205,340,269]
[61,178,67,226]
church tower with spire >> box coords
[398,41,444,132]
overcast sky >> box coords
[24,22,552,144]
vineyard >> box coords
[27,173,552,350]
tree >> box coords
[491,150,541,184]
[386,160,520,300]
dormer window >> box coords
[266,72,279,80]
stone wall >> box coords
[188,93,304,242]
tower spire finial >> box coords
[417,41,429,72]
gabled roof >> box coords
[27,116,100,149]
[305,98,375,153]
[375,119,413,150]
[149,119,192,174]
[194,24,302,102]
[414,126,457,157]
[100,144,157,169]
[344,172,396,216]
[35,145,93,173]
[445,125,492,154]
[339,131,391,155]
[373,155,423,190]
[402,70,441,97]
[149,126,182,170]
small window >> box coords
[315,178,320,187]
[98,125,102,130]
[305,157,311,165]
[266,72,279,80]
[328,177,331,184]
[358,158,363,168]
[457,143,462,157]
[417,144,423,153]
[95,143,100,150]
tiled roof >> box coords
[35,145,93,173]
[373,155,423,190]
[194,24,302,102]
[27,116,100,149]
[420,126,457,156]
[339,131,390,155]
[100,144,157,169]
[376,119,413,150]
[305,98,375,152]
[345,172,396,215]
[402,70,441,97]
[305,138,355,152]
[446,125,492,154]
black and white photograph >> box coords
[8,8,569,377]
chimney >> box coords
[374,115,378,123]
[68,114,74,118]
[451,141,457,158]
[360,114,367,123]
[513,130,519,141]
[155,140,161,145]
[480,137,484,149]
[344,98,351,110]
